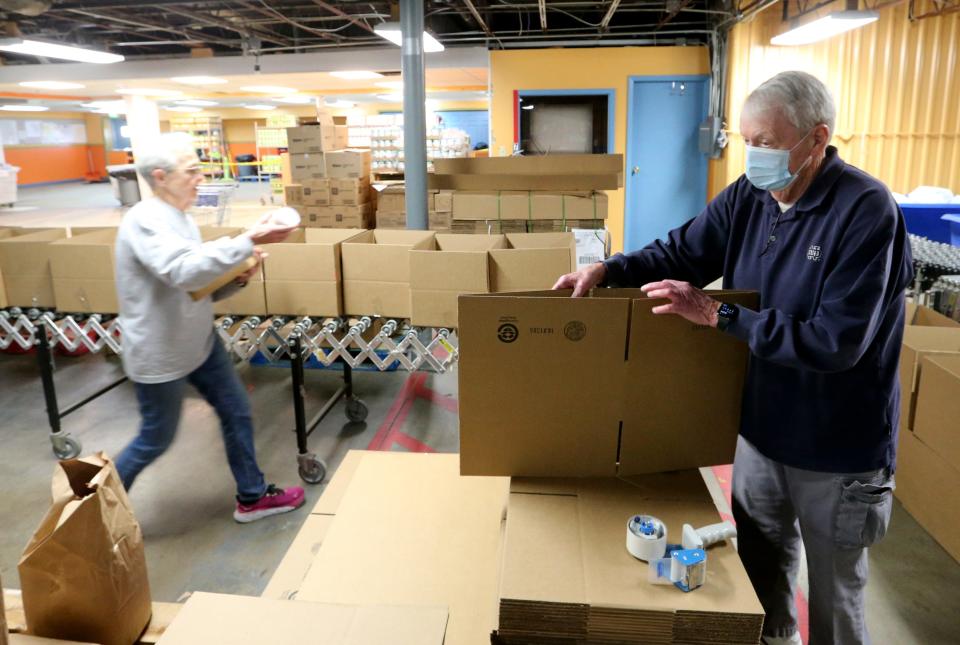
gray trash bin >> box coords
[106,164,141,206]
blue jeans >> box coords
[116,339,267,503]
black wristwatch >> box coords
[716,302,738,332]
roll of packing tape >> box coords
[626,514,667,562]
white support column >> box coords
[123,95,162,199]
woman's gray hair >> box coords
[744,71,836,138]
[135,132,197,188]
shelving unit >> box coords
[169,115,226,179]
[255,123,287,185]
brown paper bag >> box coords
[18,452,152,645]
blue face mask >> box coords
[744,131,814,192]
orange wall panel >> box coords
[6,145,92,184]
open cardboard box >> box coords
[458,288,758,477]
[896,425,960,562]
[409,234,507,329]
[912,354,960,470]
[49,229,119,313]
[905,301,960,328]
[341,230,436,318]
[489,232,576,292]
[198,226,267,316]
[0,229,69,308]
[263,228,367,316]
[898,323,960,432]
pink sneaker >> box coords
[234,484,305,523]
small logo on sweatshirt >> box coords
[806,245,822,262]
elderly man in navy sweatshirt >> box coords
[555,71,913,645]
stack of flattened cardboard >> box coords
[896,303,960,562]
[495,474,764,644]
[157,592,448,645]
[293,451,509,645]
[450,190,607,234]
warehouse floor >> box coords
[1,181,959,643]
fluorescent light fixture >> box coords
[771,10,879,46]
[83,100,127,113]
[271,95,314,104]
[373,22,444,53]
[376,93,403,102]
[324,98,356,108]
[244,104,276,110]
[521,104,534,110]
[0,38,124,64]
[116,88,183,97]
[164,105,202,112]
[241,85,296,94]
[175,99,218,107]
[0,105,49,112]
[171,76,228,85]
[375,81,404,90]
[330,70,384,80]
[19,80,86,90]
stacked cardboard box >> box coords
[896,303,960,562]
[427,156,617,234]
[374,184,453,231]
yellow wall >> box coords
[712,1,960,199]
[490,47,710,253]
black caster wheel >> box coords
[345,397,368,423]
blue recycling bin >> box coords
[942,214,960,247]
[900,203,960,243]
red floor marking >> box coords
[392,431,437,453]
[366,372,460,452]
[713,464,810,644]
[366,373,425,451]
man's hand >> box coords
[244,213,296,245]
[640,280,721,327]
[235,247,267,285]
[553,262,607,298]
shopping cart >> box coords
[191,180,239,226]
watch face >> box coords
[718,303,736,318]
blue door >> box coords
[624,77,709,252]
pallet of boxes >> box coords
[429,155,616,236]
[283,117,373,230]
[895,302,960,562]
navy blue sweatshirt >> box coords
[604,147,914,473]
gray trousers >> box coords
[732,436,894,645]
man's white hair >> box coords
[135,132,197,188]
[744,71,836,139]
